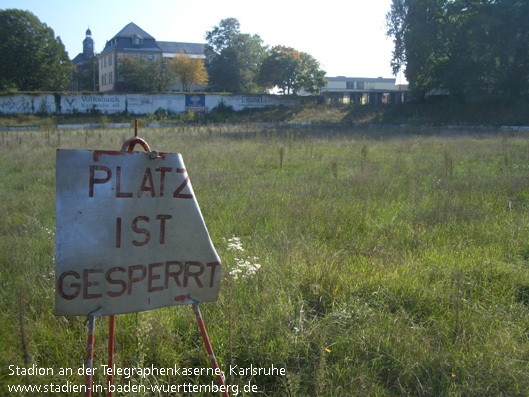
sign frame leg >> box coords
[192,303,230,397]
[85,315,96,397]
[108,315,115,396]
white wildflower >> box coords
[227,236,244,252]
[226,236,262,280]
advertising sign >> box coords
[185,94,206,113]
[61,95,125,113]
[55,149,221,316]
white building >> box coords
[97,23,205,93]
[321,76,408,105]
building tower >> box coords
[83,27,94,58]
[70,27,97,92]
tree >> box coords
[118,56,175,92]
[437,1,496,99]
[119,56,155,92]
[0,9,72,91]
[75,58,99,92]
[386,0,529,101]
[204,17,240,55]
[259,46,326,95]
[170,52,208,91]
[154,58,176,93]
[486,0,529,98]
[259,46,302,94]
[205,18,266,93]
[298,52,327,94]
[386,0,447,101]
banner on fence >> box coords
[185,94,206,113]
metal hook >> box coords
[120,119,152,152]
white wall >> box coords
[60,94,125,113]
[0,94,303,114]
[0,94,56,114]
[209,95,300,111]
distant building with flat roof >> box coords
[322,76,408,105]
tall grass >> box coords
[1,125,528,395]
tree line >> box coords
[118,52,208,93]
[386,0,529,102]
[204,18,326,95]
[0,10,326,95]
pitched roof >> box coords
[157,41,205,55]
[72,53,90,65]
[99,23,206,57]
[112,22,155,40]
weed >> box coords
[330,160,338,181]
[279,146,285,170]
[444,149,454,180]
[361,143,369,172]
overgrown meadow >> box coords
[1,124,529,396]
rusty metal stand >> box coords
[85,315,96,397]
[193,303,230,397]
[107,315,115,397]
[98,120,229,396]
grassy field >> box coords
[1,123,529,396]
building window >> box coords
[346,82,355,89]
[356,82,365,89]
[109,72,113,84]
[366,82,374,89]
[132,35,143,45]
[109,55,112,66]
[148,54,153,60]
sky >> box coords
[1,0,404,83]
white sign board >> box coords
[55,149,221,316]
